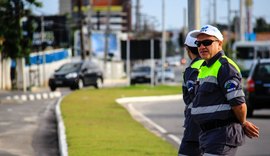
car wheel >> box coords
[50,85,56,92]
[130,80,135,85]
[94,78,103,89]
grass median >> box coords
[61,85,182,156]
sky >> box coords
[35,0,270,31]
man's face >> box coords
[196,34,222,62]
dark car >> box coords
[245,59,270,117]
[48,60,103,91]
[130,66,157,85]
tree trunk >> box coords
[16,58,27,92]
[2,58,12,90]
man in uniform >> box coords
[178,30,204,156]
[190,25,259,155]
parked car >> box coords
[48,60,103,91]
[245,59,270,117]
[157,66,176,82]
[130,65,157,85]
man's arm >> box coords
[232,103,260,138]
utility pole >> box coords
[188,0,200,31]
[104,0,112,78]
[227,0,231,50]
[88,0,93,59]
[213,0,217,26]
[41,15,47,87]
[135,0,141,32]
[246,0,253,34]
[240,0,245,41]
[161,0,166,84]
[78,0,86,60]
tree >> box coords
[254,17,270,32]
[0,0,41,59]
[0,0,41,90]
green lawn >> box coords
[61,85,181,156]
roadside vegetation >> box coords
[61,85,181,156]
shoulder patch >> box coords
[186,80,195,91]
[224,80,238,92]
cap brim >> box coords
[189,31,201,38]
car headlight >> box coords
[65,72,78,79]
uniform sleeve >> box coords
[218,62,246,106]
[182,67,199,105]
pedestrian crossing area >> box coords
[1,91,62,103]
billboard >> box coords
[91,32,119,59]
[74,31,120,60]
[121,40,161,60]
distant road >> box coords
[129,98,270,155]
[0,99,59,156]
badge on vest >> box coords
[224,80,238,92]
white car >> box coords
[157,67,176,82]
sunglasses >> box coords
[195,39,219,47]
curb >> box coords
[116,94,182,146]
[116,94,181,104]
[55,97,68,156]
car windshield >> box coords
[57,62,82,73]
[255,63,270,78]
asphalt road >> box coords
[129,97,270,156]
[0,98,59,156]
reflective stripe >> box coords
[222,56,241,73]
[203,153,220,156]
[191,104,231,115]
[226,90,245,100]
[187,102,193,109]
[199,76,218,85]
[179,154,189,156]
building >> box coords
[59,0,132,32]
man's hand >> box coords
[242,121,259,138]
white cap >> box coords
[190,25,223,41]
[184,30,199,47]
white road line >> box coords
[21,95,27,101]
[127,102,181,146]
[42,93,49,99]
[29,94,35,101]
[36,93,42,100]
[49,92,55,98]
[168,134,181,145]
[128,103,167,134]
